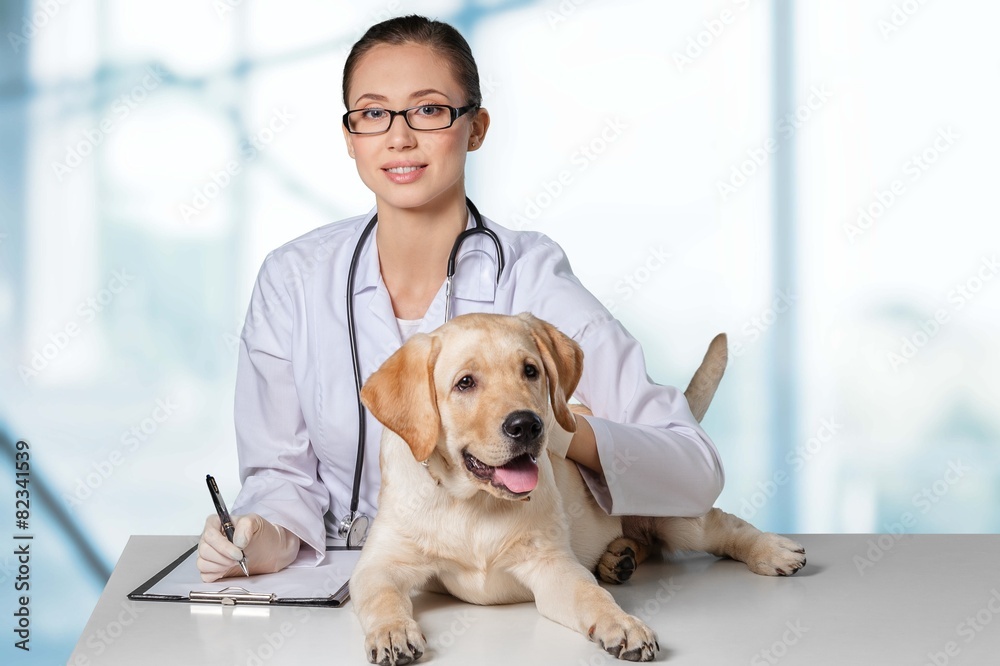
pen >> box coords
[206,474,249,577]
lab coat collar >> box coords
[350,205,500,304]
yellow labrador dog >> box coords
[352,313,805,664]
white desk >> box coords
[70,534,1000,665]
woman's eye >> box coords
[417,105,444,116]
[456,375,476,391]
[362,108,387,120]
[524,364,539,379]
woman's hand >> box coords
[197,513,301,582]
[548,410,601,473]
[565,415,600,472]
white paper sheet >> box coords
[145,547,361,601]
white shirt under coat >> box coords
[231,206,725,563]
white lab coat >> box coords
[232,206,725,563]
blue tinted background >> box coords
[1,0,998,662]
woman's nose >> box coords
[384,113,417,150]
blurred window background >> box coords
[0,1,997,661]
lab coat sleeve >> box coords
[230,253,329,565]
[511,237,725,517]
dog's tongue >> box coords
[493,454,539,494]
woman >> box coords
[197,14,724,581]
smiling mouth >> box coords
[381,164,427,184]
[463,450,539,495]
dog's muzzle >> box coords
[462,411,545,496]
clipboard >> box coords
[128,543,362,607]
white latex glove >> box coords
[545,408,576,459]
[197,513,301,582]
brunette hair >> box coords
[342,15,482,110]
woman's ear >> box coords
[342,124,356,159]
[468,107,491,151]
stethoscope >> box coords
[337,197,505,548]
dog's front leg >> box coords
[351,545,436,666]
[509,548,658,662]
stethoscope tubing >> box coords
[342,197,505,543]
[345,213,378,523]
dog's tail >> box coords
[683,333,728,423]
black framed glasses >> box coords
[342,104,478,135]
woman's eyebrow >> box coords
[353,92,388,106]
[353,89,452,107]
[409,88,451,100]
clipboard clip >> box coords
[189,586,276,605]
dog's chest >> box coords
[430,536,534,605]
[407,501,541,604]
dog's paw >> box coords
[745,533,806,576]
[596,537,640,584]
[587,612,658,662]
[365,618,426,666]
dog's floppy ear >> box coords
[520,313,584,433]
[360,333,442,462]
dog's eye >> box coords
[455,375,476,391]
[524,363,539,380]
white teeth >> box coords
[387,166,421,174]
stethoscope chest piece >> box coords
[338,511,370,549]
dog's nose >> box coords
[502,411,544,446]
